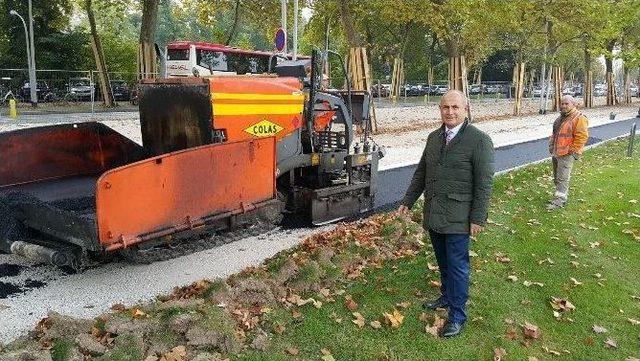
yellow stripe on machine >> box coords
[213,103,304,116]
[212,92,305,116]
[212,92,305,101]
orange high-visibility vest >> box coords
[549,110,589,156]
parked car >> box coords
[593,84,606,97]
[96,80,131,101]
[406,84,427,96]
[572,85,583,96]
[19,80,55,102]
[469,84,488,95]
[371,84,389,97]
[67,77,95,101]
[432,84,449,95]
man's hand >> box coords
[470,223,484,236]
[397,205,410,214]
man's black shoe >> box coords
[440,321,464,338]
[422,297,449,310]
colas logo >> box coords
[244,119,284,137]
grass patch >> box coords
[97,334,144,361]
[51,338,73,361]
[235,138,640,360]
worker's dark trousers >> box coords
[428,230,470,324]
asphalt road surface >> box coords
[375,116,639,208]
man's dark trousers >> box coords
[428,229,470,324]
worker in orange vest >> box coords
[547,95,589,210]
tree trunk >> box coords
[390,57,404,99]
[85,0,114,107]
[623,65,630,104]
[583,45,593,108]
[527,69,535,97]
[605,40,616,105]
[552,66,563,112]
[139,0,159,80]
[224,0,241,45]
[513,62,525,116]
[445,39,466,93]
[339,0,361,48]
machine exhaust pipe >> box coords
[10,241,74,268]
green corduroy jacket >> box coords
[401,121,495,234]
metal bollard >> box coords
[9,98,17,119]
[628,123,637,157]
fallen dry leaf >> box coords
[523,322,541,339]
[319,288,331,298]
[131,308,147,318]
[344,296,358,311]
[495,252,511,263]
[523,280,544,287]
[550,297,576,312]
[493,348,507,361]
[383,309,405,329]
[370,320,382,329]
[161,345,187,361]
[352,312,365,328]
[427,263,439,271]
[604,338,618,348]
[424,313,446,337]
[111,303,126,311]
[570,277,583,286]
[505,326,518,340]
[396,301,411,309]
[542,346,561,355]
[592,325,608,334]
[285,347,299,355]
[320,348,336,361]
[507,275,519,282]
[274,323,286,334]
[627,318,640,325]
[538,257,555,265]
[429,280,442,288]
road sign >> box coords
[275,28,286,52]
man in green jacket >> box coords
[398,90,495,337]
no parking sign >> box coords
[274,28,286,52]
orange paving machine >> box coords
[0,51,383,270]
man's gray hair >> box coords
[441,89,468,105]
[561,94,577,105]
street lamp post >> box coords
[27,0,37,106]
[9,7,37,106]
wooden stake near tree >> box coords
[85,0,114,107]
[605,41,617,106]
[584,70,593,108]
[390,57,404,101]
[552,66,563,112]
[347,47,378,132]
[513,62,526,116]
[527,69,536,98]
[448,55,467,94]
[606,71,617,105]
[138,0,159,80]
[583,44,593,108]
[623,65,631,104]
